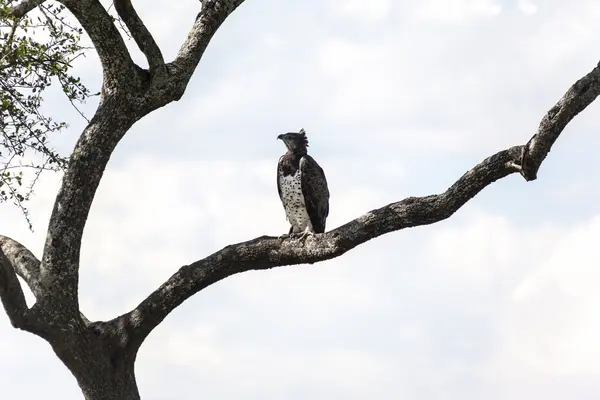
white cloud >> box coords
[429,211,519,287]
[514,215,600,302]
[413,0,502,24]
[518,0,538,15]
[516,5,600,78]
[327,0,392,22]
[317,38,413,121]
[427,211,600,379]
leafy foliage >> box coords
[0,0,91,227]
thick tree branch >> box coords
[115,61,600,349]
[166,0,246,97]
[520,61,600,180]
[58,0,137,89]
[0,235,43,298]
[9,0,46,18]
[40,99,136,312]
[0,236,93,333]
[0,240,48,335]
[113,0,165,72]
[0,249,30,329]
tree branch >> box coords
[520,61,600,180]
[39,99,136,312]
[0,235,43,299]
[113,0,165,73]
[0,236,94,333]
[9,0,46,18]
[0,239,48,335]
[58,0,137,89]
[115,61,600,350]
[166,0,246,98]
[0,249,30,329]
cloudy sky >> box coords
[2,0,600,399]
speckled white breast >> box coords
[280,169,312,233]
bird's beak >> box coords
[277,134,283,140]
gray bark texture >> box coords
[1,0,600,399]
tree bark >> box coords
[76,364,140,400]
[47,322,141,400]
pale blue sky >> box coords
[2,0,600,399]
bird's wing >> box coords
[277,155,284,203]
[300,155,330,233]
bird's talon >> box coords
[297,231,314,243]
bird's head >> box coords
[277,129,309,154]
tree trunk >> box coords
[64,354,141,400]
[49,328,141,400]
[76,367,140,400]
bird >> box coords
[276,129,330,241]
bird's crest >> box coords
[298,128,309,148]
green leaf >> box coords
[0,0,92,228]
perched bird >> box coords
[277,129,330,240]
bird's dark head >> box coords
[277,129,309,154]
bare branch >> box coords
[167,0,246,97]
[9,0,46,18]
[0,235,43,298]
[116,61,600,349]
[58,0,137,88]
[113,0,165,72]
[520,61,600,180]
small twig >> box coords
[0,18,21,64]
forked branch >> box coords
[0,236,93,330]
[116,61,600,350]
[113,0,165,72]
[165,0,247,98]
[59,0,137,88]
